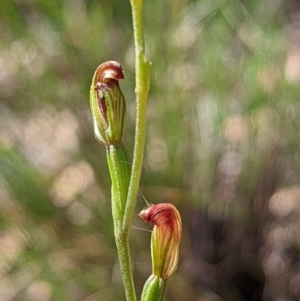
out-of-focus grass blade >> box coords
[0,148,55,217]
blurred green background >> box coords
[1,0,300,300]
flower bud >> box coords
[139,203,182,280]
[89,61,126,146]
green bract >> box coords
[141,274,167,301]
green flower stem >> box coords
[124,0,150,231]
[106,144,137,301]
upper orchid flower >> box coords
[89,61,126,146]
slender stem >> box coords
[105,1,150,299]
[107,144,137,301]
[114,231,136,301]
[124,0,150,231]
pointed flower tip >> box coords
[90,61,126,146]
[139,203,182,279]
[93,61,124,85]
